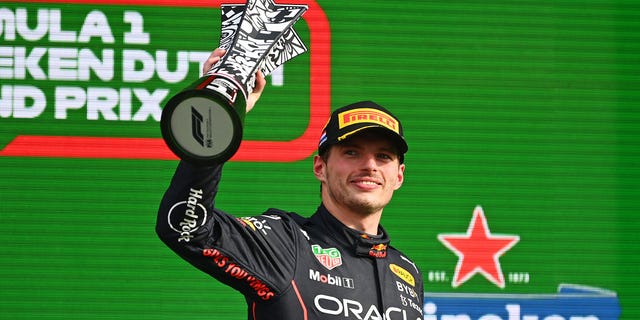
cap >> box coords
[318,101,408,160]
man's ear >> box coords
[313,155,326,182]
[394,163,405,190]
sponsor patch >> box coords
[312,244,343,270]
[202,248,275,301]
[390,263,415,287]
[309,269,355,289]
[368,243,387,258]
[237,216,273,235]
[167,188,206,242]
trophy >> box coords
[161,0,308,165]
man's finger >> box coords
[202,48,227,74]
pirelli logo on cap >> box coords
[338,108,399,134]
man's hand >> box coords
[202,48,266,113]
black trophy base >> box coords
[161,84,245,165]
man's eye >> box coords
[345,150,357,156]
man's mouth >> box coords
[352,178,382,187]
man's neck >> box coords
[322,201,382,235]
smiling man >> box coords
[314,102,408,235]
[156,49,423,320]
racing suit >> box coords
[156,161,424,320]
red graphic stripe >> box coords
[252,302,257,320]
[0,136,176,160]
[0,135,326,162]
[196,76,215,90]
[291,280,308,320]
[16,0,313,7]
[1,0,330,163]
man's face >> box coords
[314,131,405,217]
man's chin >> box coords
[347,199,385,216]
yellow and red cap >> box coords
[318,101,408,161]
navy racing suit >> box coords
[156,161,424,320]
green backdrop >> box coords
[1,0,638,319]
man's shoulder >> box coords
[387,245,422,275]
[263,208,309,226]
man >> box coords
[156,49,423,320]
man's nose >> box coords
[360,153,378,170]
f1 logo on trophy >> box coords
[161,0,308,165]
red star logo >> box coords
[438,206,519,288]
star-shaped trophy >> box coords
[161,0,308,165]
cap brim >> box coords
[341,126,408,154]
